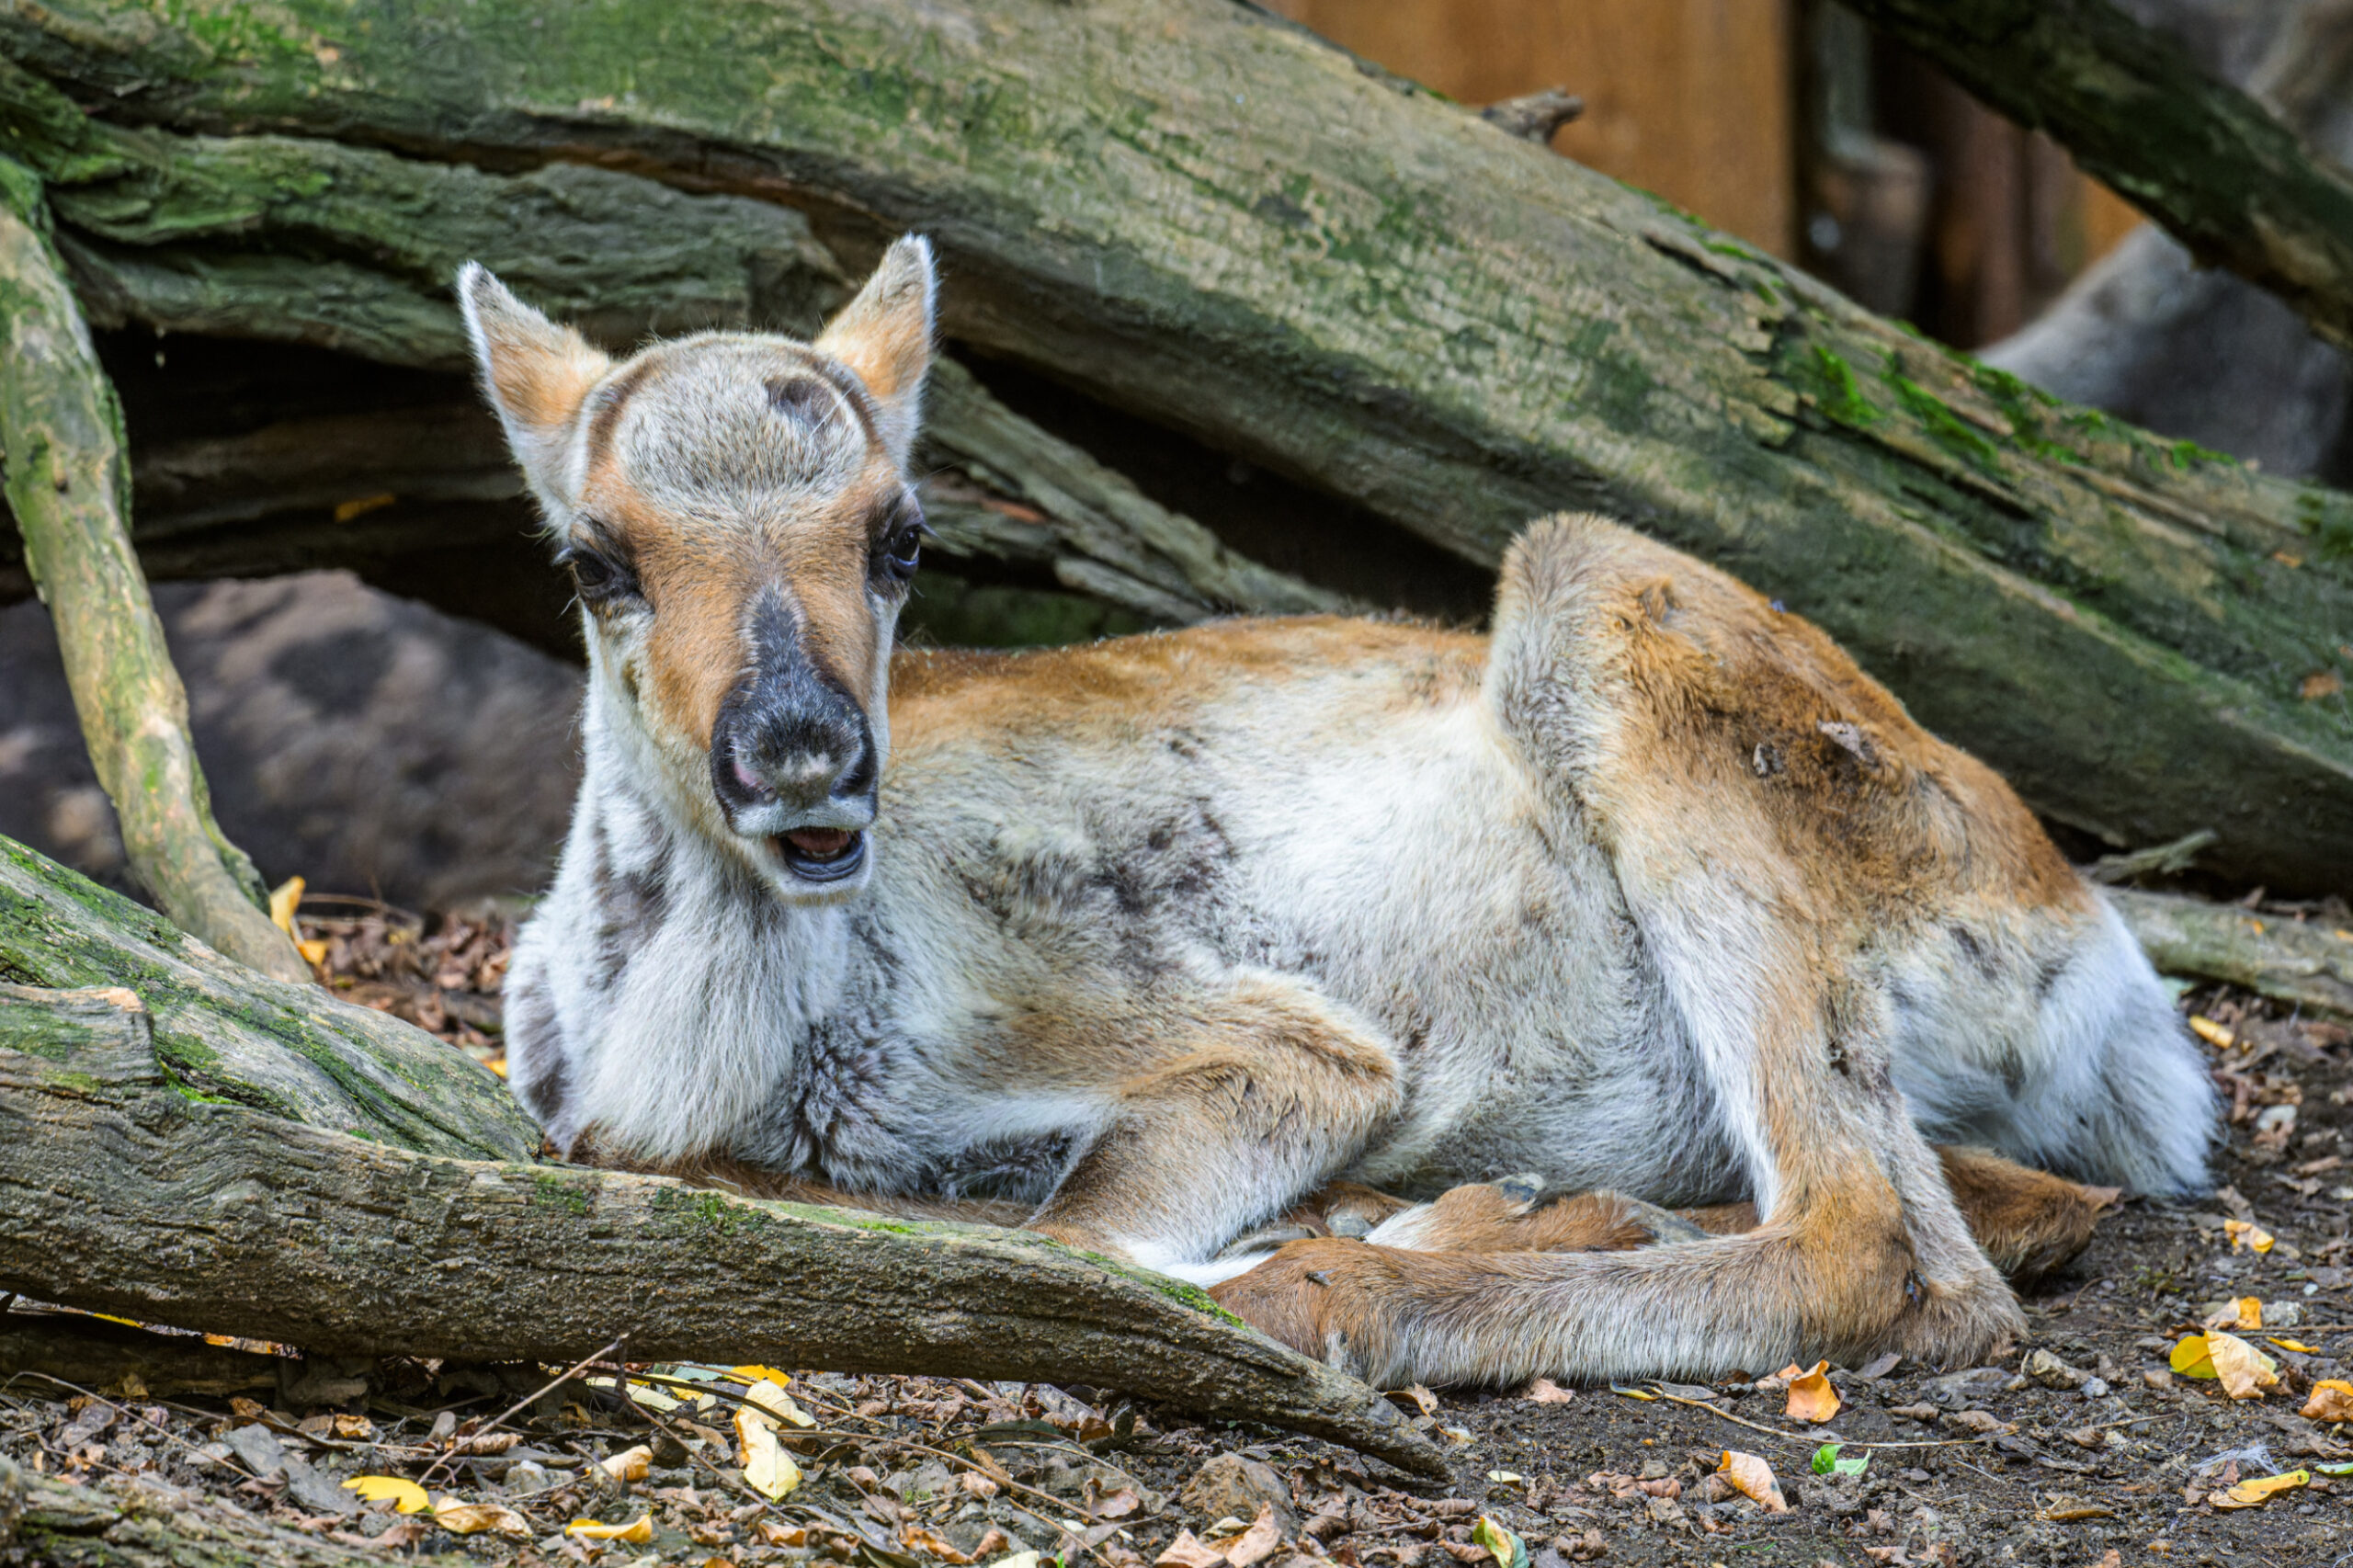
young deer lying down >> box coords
[465,238,2212,1387]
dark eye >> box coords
[554,540,640,606]
[880,502,926,583]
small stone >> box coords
[281,1456,361,1517]
[222,1423,287,1481]
[2024,1350,2088,1391]
[1180,1454,1297,1537]
[2144,1369,2176,1392]
[2080,1377,2111,1399]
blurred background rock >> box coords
[6,0,2345,909]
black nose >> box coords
[710,597,875,820]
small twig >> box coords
[416,1335,623,1489]
[1641,1385,1995,1450]
[2088,828,2219,884]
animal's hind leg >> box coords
[1937,1146,2119,1278]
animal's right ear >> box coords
[458,263,611,508]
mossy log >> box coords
[0,1453,458,1568]
[1839,0,2353,354]
[0,156,306,984]
[2109,887,2353,1019]
[0,2,2347,892]
[0,58,1341,635]
[0,835,1442,1478]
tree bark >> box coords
[2108,887,2353,1018]
[0,60,1342,631]
[0,160,308,984]
[0,3,2347,893]
[1838,0,2353,355]
[0,834,1441,1478]
[0,1453,445,1568]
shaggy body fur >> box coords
[472,242,2213,1387]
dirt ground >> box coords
[4,911,2351,1568]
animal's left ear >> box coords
[815,235,937,466]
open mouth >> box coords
[775,826,867,882]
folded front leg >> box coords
[1020,972,1403,1284]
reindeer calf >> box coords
[463,239,2211,1386]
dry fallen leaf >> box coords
[566,1515,654,1542]
[1390,1384,1440,1417]
[431,1499,531,1539]
[341,1475,429,1514]
[755,1521,809,1548]
[2223,1219,2276,1254]
[2206,1332,2281,1399]
[2303,1381,2353,1422]
[2211,1470,2309,1510]
[2205,1297,2263,1331]
[1717,1449,1789,1513]
[1782,1360,1840,1424]
[901,1524,979,1563]
[1524,1377,1575,1405]
[1472,1517,1529,1568]
[2272,1337,2320,1354]
[735,1407,801,1500]
[599,1443,651,1483]
[2303,671,2346,701]
[330,1414,374,1441]
[1156,1528,1228,1568]
[1211,1503,1282,1568]
[742,1377,815,1428]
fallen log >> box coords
[0,1453,447,1568]
[1838,0,2353,353]
[0,63,1342,636]
[0,1311,282,1400]
[0,835,1441,1478]
[0,0,2346,892]
[0,157,306,983]
[2109,887,2353,1019]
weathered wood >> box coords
[0,1,2347,892]
[0,835,1441,1475]
[0,65,1339,629]
[0,159,307,984]
[0,1452,460,1567]
[1837,0,2353,353]
[2109,887,2353,1019]
[0,1311,282,1399]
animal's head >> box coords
[460,238,937,902]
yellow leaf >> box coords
[2189,1016,2235,1049]
[741,1376,814,1428]
[1472,1516,1528,1568]
[2303,1380,2353,1422]
[599,1444,651,1483]
[625,1381,681,1412]
[2223,1219,2275,1254]
[2204,1296,2262,1330]
[2211,1470,2308,1509]
[431,1500,531,1538]
[342,1475,429,1514]
[727,1365,793,1387]
[1717,1449,1788,1513]
[2170,1335,2217,1378]
[566,1515,654,1542]
[2271,1337,2319,1354]
[736,1406,801,1500]
[296,938,329,965]
[1783,1360,1840,1425]
[2205,1331,2280,1399]
[268,876,306,937]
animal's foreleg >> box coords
[1022,977,1401,1285]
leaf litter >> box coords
[6,929,2353,1564]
